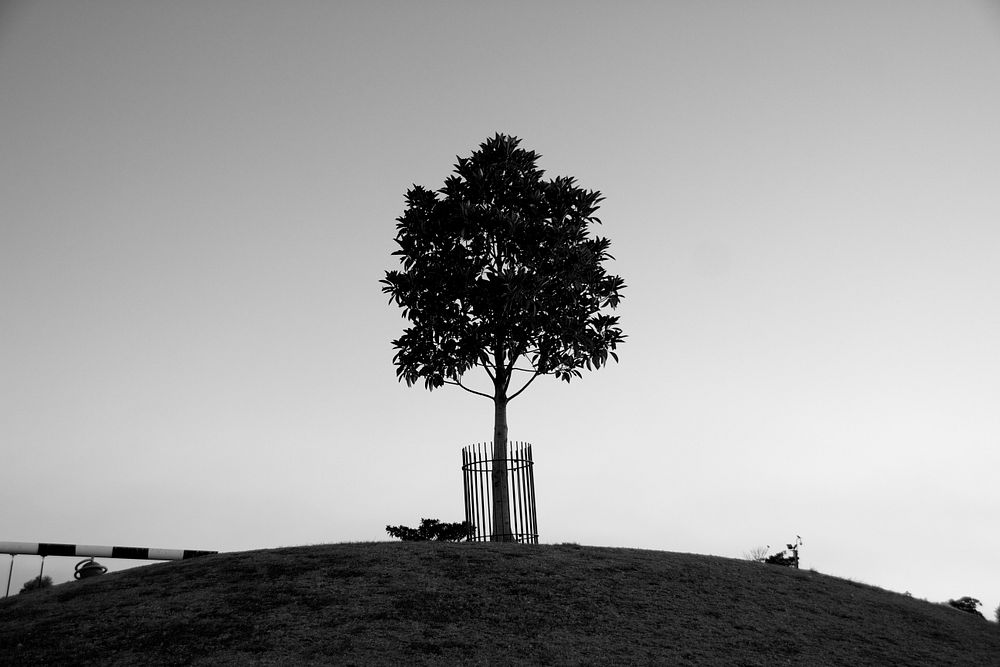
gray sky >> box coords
[2,1,999,614]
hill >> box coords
[1,542,998,665]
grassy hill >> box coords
[1,542,998,665]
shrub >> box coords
[743,545,769,562]
[763,536,802,568]
[764,552,797,567]
[386,518,472,542]
[947,597,984,619]
[19,575,53,594]
[995,603,999,623]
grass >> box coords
[1,542,998,665]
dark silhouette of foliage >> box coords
[382,134,625,540]
[386,518,473,542]
[764,552,797,567]
[19,575,53,594]
[947,596,984,619]
[764,536,802,568]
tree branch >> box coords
[508,352,537,375]
[502,348,518,393]
[507,371,543,402]
[444,379,494,400]
[478,353,497,383]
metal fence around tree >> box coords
[462,441,537,544]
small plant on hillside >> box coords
[764,536,803,568]
[947,597,984,619]
[743,545,770,562]
[386,518,473,542]
[994,603,999,623]
[19,575,53,594]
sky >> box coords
[1,0,998,616]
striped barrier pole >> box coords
[1,542,217,598]
[0,542,217,561]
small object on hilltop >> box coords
[764,536,803,569]
[74,558,107,580]
[947,597,984,619]
[386,519,473,542]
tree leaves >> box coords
[382,133,626,400]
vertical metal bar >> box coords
[467,446,476,540]
[523,443,531,542]
[503,441,517,542]
[4,555,13,598]
[472,443,482,541]
[513,442,523,542]
[473,444,481,541]
[517,442,529,542]
[522,443,531,542]
[497,441,504,542]
[462,447,471,539]
[517,442,531,544]
[470,447,478,542]
[507,442,520,542]
[466,445,476,541]
[475,443,485,542]
[527,444,538,543]
[521,443,530,543]
[529,443,535,542]
[525,442,531,541]
[472,445,481,542]
[479,442,490,541]
[510,441,518,543]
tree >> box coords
[382,134,625,541]
[947,596,984,619]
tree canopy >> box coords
[382,133,625,402]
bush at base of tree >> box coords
[386,518,473,542]
[20,575,53,594]
[947,596,984,618]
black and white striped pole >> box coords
[0,542,216,561]
[1,541,217,598]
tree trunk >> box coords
[491,393,513,542]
